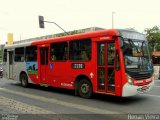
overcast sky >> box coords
[0,0,160,44]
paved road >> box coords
[0,78,160,120]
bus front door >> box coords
[97,42,117,94]
[39,47,48,84]
[9,51,14,79]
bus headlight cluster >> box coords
[127,74,133,85]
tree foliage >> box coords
[144,26,160,52]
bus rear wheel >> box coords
[20,73,28,88]
[78,79,93,98]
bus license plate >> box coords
[137,86,149,93]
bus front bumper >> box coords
[122,80,154,97]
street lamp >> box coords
[112,12,115,28]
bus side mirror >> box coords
[120,39,124,48]
[38,16,45,28]
[112,36,124,48]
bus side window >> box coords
[15,47,25,62]
[25,46,37,62]
[69,39,91,61]
[3,49,7,62]
[50,42,68,61]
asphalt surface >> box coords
[0,77,160,120]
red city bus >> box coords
[3,29,154,98]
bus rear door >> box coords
[8,51,14,79]
[39,47,49,84]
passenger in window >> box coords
[26,56,29,61]
[51,49,56,61]
[62,53,67,60]
[21,56,24,62]
[81,51,89,61]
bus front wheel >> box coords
[20,73,28,88]
[78,79,93,98]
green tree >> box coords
[144,26,160,52]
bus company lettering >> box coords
[133,80,144,84]
[61,83,73,87]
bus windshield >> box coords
[118,30,153,72]
[122,39,152,72]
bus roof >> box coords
[32,29,119,45]
[4,29,143,48]
[4,41,32,49]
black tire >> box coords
[78,79,93,98]
[20,73,28,88]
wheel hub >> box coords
[81,83,89,94]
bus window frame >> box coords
[50,41,68,62]
[25,46,37,62]
[3,49,7,62]
[69,38,92,62]
[14,47,25,62]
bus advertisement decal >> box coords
[26,62,38,75]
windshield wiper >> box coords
[128,39,139,52]
[141,41,145,56]
[128,39,144,68]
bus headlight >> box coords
[127,74,133,85]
